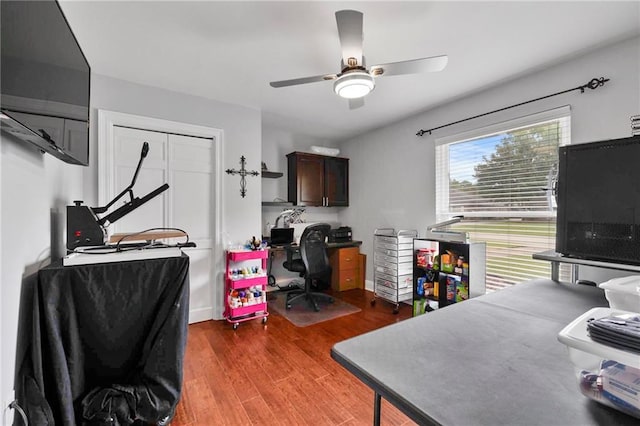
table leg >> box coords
[551,261,559,281]
[570,264,579,283]
[373,392,381,426]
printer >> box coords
[328,226,352,243]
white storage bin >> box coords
[558,307,640,419]
[375,273,413,290]
[375,284,412,302]
[373,228,417,311]
[374,252,400,265]
[598,276,640,313]
[375,246,398,257]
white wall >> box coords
[260,123,345,285]
[89,74,263,248]
[261,122,339,203]
[0,136,84,410]
[261,122,342,233]
[1,73,262,407]
[338,36,640,287]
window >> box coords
[435,107,571,291]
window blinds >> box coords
[435,107,571,290]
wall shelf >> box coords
[261,171,283,178]
[261,201,293,207]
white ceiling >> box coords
[59,1,640,141]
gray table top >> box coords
[331,279,637,425]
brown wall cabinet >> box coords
[287,152,349,207]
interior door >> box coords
[111,127,167,233]
[111,126,215,323]
[167,134,214,324]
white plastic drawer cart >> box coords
[225,249,269,329]
[372,228,418,313]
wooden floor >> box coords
[171,289,416,426]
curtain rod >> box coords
[416,77,610,137]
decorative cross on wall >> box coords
[226,156,259,198]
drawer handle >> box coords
[346,278,352,282]
[345,257,352,261]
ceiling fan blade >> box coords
[348,98,365,110]
[370,55,448,78]
[270,73,337,88]
[335,10,363,66]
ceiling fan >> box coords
[269,10,448,109]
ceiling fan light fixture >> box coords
[333,72,374,99]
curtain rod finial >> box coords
[584,77,609,91]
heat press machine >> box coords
[425,215,468,243]
[66,141,169,251]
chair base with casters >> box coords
[284,273,333,312]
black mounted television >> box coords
[556,135,640,265]
[1,0,90,166]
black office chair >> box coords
[282,223,333,312]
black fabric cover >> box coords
[14,254,190,425]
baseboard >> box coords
[365,279,374,292]
[189,307,213,324]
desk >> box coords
[15,254,190,425]
[267,240,363,253]
[331,279,636,425]
[267,240,362,288]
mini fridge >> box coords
[412,238,486,315]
